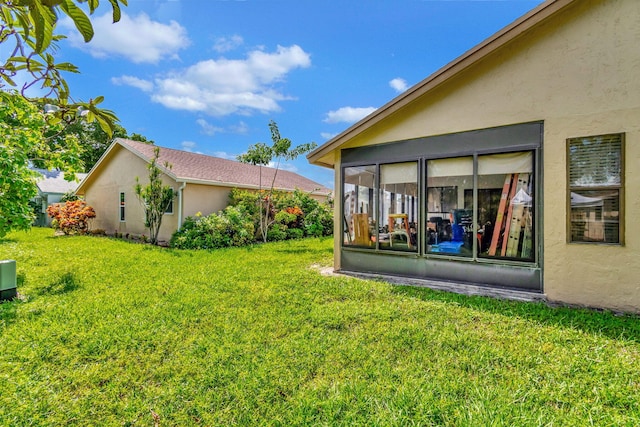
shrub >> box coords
[304,202,334,237]
[229,188,334,242]
[266,224,287,242]
[286,227,304,240]
[46,200,96,235]
[170,206,255,250]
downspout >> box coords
[177,181,187,230]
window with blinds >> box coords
[119,192,126,222]
[568,133,624,244]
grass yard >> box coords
[1,228,639,426]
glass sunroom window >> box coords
[568,134,623,244]
[379,162,418,252]
[478,151,534,260]
[426,157,473,256]
[343,165,377,248]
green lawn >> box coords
[1,228,639,426]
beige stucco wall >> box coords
[81,146,180,243]
[330,0,640,311]
[182,183,231,218]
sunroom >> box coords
[340,122,542,291]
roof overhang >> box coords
[307,0,576,168]
[75,139,177,195]
[175,177,331,196]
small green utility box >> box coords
[0,260,17,301]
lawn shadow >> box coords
[0,237,18,245]
[391,285,640,344]
[0,299,20,332]
[37,271,81,296]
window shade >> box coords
[427,157,473,178]
[569,134,622,187]
[381,162,417,184]
[478,151,533,175]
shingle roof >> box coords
[117,138,331,195]
[33,169,87,194]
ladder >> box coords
[488,174,514,256]
[504,174,530,257]
[488,173,533,258]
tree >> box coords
[35,118,154,172]
[0,91,83,238]
[0,0,127,237]
[237,120,317,242]
[1,0,126,135]
[135,147,175,245]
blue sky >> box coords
[54,0,545,188]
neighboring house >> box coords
[308,0,640,312]
[32,169,87,226]
[75,138,331,242]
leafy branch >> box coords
[0,0,127,135]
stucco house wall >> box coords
[81,145,180,241]
[181,183,232,219]
[311,0,640,312]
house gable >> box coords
[77,143,180,240]
[309,0,640,313]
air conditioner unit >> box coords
[0,260,17,300]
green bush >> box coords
[304,202,334,237]
[228,188,262,219]
[266,224,287,241]
[229,188,333,242]
[169,206,255,249]
[286,227,304,240]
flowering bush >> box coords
[229,188,333,241]
[46,200,96,235]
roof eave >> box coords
[307,0,576,167]
[176,178,331,195]
[75,139,122,194]
[118,139,178,181]
[76,139,179,194]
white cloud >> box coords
[111,75,154,92]
[389,77,408,93]
[63,12,189,64]
[267,161,298,173]
[196,119,249,136]
[211,151,238,161]
[229,121,249,134]
[150,45,311,116]
[181,141,199,152]
[321,132,338,140]
[323,106,377,124]
[196,119,224,136]
[6,72,48,98]
[213,35,244,53]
